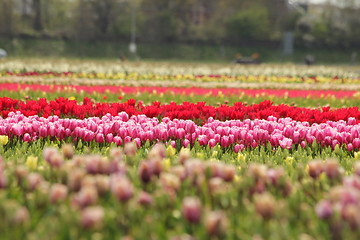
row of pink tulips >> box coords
[2,112,360,150]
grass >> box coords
[0,38,359,64]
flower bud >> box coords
[25,156,38,170]
[249,180,266,195]
[109,147,123,162]
[308,160,324,179]
[36,182,51,207]
[343,176,360,190]
[81,206,104,229]
[139,161,153,183]
[150,157,163,177]
[43,147,58,164]
[324,159,340,179]
[354,161,360,177]
[207,162,223,178]
[120,236,133,240]
[62,143,75,159]
[315,200,333,219]
[170,166,187,181]
[81,175,96,188]
[205,211,228,237]
[248,164,267,182]
[341,204,360,230]
[0,173,7,189]
[221,165,236,182]
[48,153,64,168]
[184,159,205,179]
[94,175,110,195]
[124,142,137,157]
[15,166,28,184]
[179,148,191,165]
[254,193,276,220]
[282,180,293,197]
[67,168,86,191]
[208,177,225,195]
[160,173,181,192]
[72,155,86,168]
[85,155,102,174]
[13,207,30,225]
[73,185,98,208]
[329,186,349,203]
[171,234,195,240]
[111,176,133,202]
[50,184,68,204]
[98,158,111,175]
[182,197,201,224]
[26,173,43,191]
[137,191,153,206]
[266,168,285,186]
[148,143,166,159]
[0,156,4,169]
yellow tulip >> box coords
[26,156,38,170]
[237,153,246,163]
[0,135,8,145]
[162,158,171,171]
[211,151,218,158]
[166,145,176,157]
[285,156,294,166]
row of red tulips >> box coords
[1,97,360,124]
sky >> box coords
[292,0,340,3]
[293,0,360,7]
[292,0,331,3]
[291,0,358,7]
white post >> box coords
[129,2,137,55]
[283,31,294,55]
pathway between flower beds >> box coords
[0,83,357,98]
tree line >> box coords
[0,0,359,48]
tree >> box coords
[33,0,43,31]
[88,0,117,35]
[0,0,15,36]
[225,5,271,44]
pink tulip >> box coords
[234,144,245,153]
[50,184,68,204]
[2,112,360,152]
[113,136,123,146]
[23,133,31,142]
[182,139,190,148]
[81,206,104,229]
[208,139,217,148]
[106,133,113,143]
[198,135,208,146]
[110,176,133,202]
[279,138,292,149]
[134,138,141,147]
[0,173,7,189]
[182,197,201,224]
[95,133,105,143]
[12,124,24,136]
[315,200,333,219]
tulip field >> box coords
[1,59,360,239]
